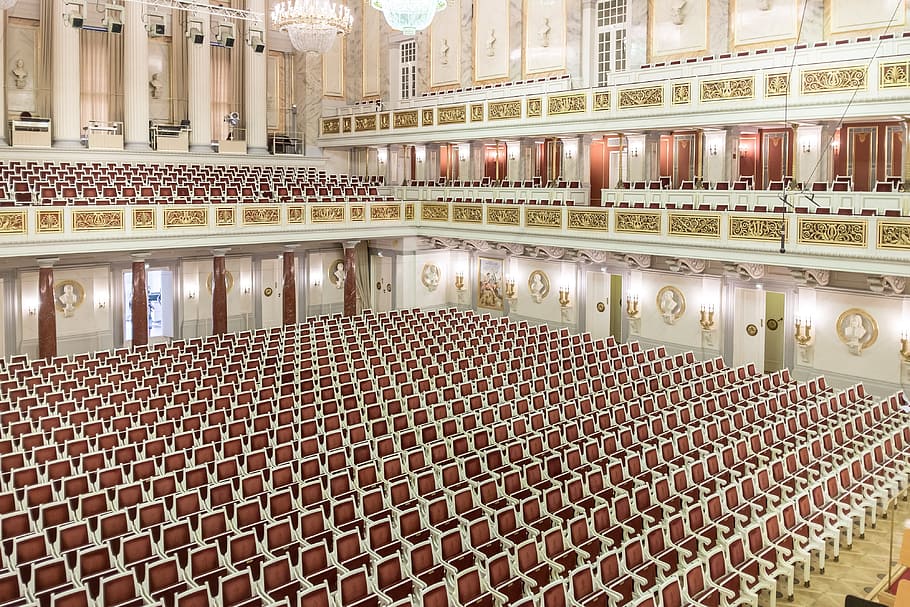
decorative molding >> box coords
[671,82,691,104]
[668,213,720,238]
[322,118,340,135]
[526,208,562,228]
[801,66,866,94]
[404,204,415,221]
[310,206,345,223]
[342,118,351,133]
[379,113,391,129]
[287,206,304,224]
[615,211,661,234]
[370,204,400,221]
[495,242,526,255]
[354,115,377,132]
[526,98,542,118]
[618,86,664,109]
[164,208,206,228]
[470,104,485,122]
[593,91,610,111]
[216,207,235,227]
[488,100,522,120]
[790,268,830,287]
[575,249,609,263]
[532,246,567,259]
[797,217,867,247]
[765,73,790,97]
[37,210,63,233]
[880,61,909,88]
[487,206,520,226]
[421,203,450,221]
[72,209,124,232]
[0,211,26,234]
[463,239,493,251]
[350,206,365,221]
[547,93,587,116]
[877,222,910,250]
[242,207,280,225]
[666,257,707,274]
[421,109,435,126]
[567,209,608,231]
[453,205,483,223]
[393,110,419,129]
[700,77,754,102]
[621,253,652,269]
[729,216,786,242]
[437,105,467,125]
[723,262,765,280]
[132,208,155,230]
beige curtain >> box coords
[211,45,231,140]
[80,30,110,124]
[170,11,188,121]
[35,0,53,117]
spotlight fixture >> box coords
[63,0,85,28]
[187,19,205,44]
[217,22,236,47]
[103,4,124,33]
[247,28,265,53]
[145,14,166,36]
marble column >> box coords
[212,249,229,334]
[131,254,149,346]
[187,10,212,151]
[244,0,267,153]
[282,245,297,326]
[124,0,150,150]
[37,258,58,360]
[342,241,358,317]
[52,0,81,147]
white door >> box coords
[732,287,765,372]
[608,150,628,188]
[371,256,393,313]
[585,271,611,340]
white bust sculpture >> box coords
[843,313,866,355]
[149,73,163,99]
[58,284,78,318]
[12,59,27,89]
[670,0,688,25]
[529,274,546,303]
[659,289,680,324]
[333,262,346,288]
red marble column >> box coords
[212,250,228,334]
[282,247,297,326]
[131,256,149,347]
[342,241,358,317]
[37,259,58,360]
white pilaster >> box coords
[52,0,81,147]
[0,9,6,145]
[124,0,150,150]
[187,10,212,151]
[580,0,595,88]
[244,0,267,153]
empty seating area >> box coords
[0,308,907,606]
[0,162,391,206]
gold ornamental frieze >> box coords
[672,83,691,104]
[421,109,435,126]
[393,110,419,129]
[615,211,661,234]
[547,93,587,116]
[287,206,304,224]
[877,222,910,250]
[527,98,542,118]
[593,92,611,111]
[765,74,790,97]
[700,77,754,102]
[880,62,910,88]
[453,205,483,224]
[310,205,345,223]
[164,208,207,228]
[404,204,415,221]
[568,209,608,231]
[801,66,866,94]
[242,207,281,225]
[488,100,522,121]
[132,208,155,230]
[354,115,377,132]
[379,113,391,129]
[487,206,520,226]
[470,104,485,122]
[351,206,365,221]
[370,204,401,221]
[421,203,450,221]
[668,213,720,238]
[618,86,664,109]
[526,208,562,229]
[0,210,26,234]
[73,209,124,231]
[438,105,467,125]
[729,216,786,242]
[216,207,235,227]
[322,118,340,135]
[341,118,351,133]
[797,217,867,247]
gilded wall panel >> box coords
[700,77,754,102]
[668,213,720,238]
[470,104,485,122]
[593,92,610,111]
[73,209,124,231]
[310,206,345,223]
[132,208,155,230]
[526,208,562,228]
[242,207,281,225]
[877,222,910,250]
[487,207,520,226]
[801,66,866,94]
[765,74,790,97]
[422,203,450,221]
[393,110,419,129]
[526,98,542,118]
[671,83,690,104]
[615,211,660,234]
[164,208,207,228]
[422,109,435,126]
[547,93,587,116]
[453,205,483,223]
[568,209,608,231]
[729,216,786,241]
[370,205,401,221]
[0,211,26,234]
[438,105,467,125]
[322,118,340,135]
[354,115,377,132]
[880,62,910,88]
[488,100,522,120]
[216,207,235,227]
[797,218,867,247]
[618,86,664,109]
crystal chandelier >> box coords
[370,0,446,36]
[271,0,352,54]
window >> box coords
[596,0,627,86]
[400,41,416,99]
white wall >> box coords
[180,257,254,338]
[307,249,345,317]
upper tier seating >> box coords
[0,308,906,606]
[0,161,392,206]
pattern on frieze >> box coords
[487,207,520,226]
[0,211,25,234]
[310,206,345,223]
[133,209,155,230]
[801,66,866,94]
[797,218,867,247]
[615,212,660,234]
[393,110,419,128]
[73,210,124,231]
[729,216,785,242]
[668,213,720,238]
[242,207,280,225]
[526,209,562,228]
[547,94,587,116]
[593,92,610,111]
[488,100,522,120]
[421,204,450,221]
[470,104,484,122]
[618,86,663,109]
[164,209,206,228]
[216,207,235,226]
[379,113,390,129]
[526,98,542,118]
[322,118,340,134]
[880,62,909,88]
[700,77,754,102]
[671,83,690,104]
[765,74,790,97]
[421,109,435,126]
[453,205,483,223]
[287,207,304,224]
[351,206,365,221]
[568,210,608,231]
[354,115,377,132]
[877,222,910,250]
[370,205,401,221]
[437,105,467,125]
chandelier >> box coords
[370,0,446,36]
[271,0,352,54]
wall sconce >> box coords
[738,143,749,157]
[900,332,910,363]
[708,143,718,156]
[415,150,425,164]
[801,139,812,154]
[186,287,198,300]
[25,303,37,316]
[505,277,517,301]
[454,272,465,291]
[246,28,265,53]
[630,146,640,158]
[63,0,85,27]
[699,304,716,331]
[625,294,640,318]
[558,286,571,308]
[97,298,108,310]
[794,316,813,346]
[313,278,322,288]
[102,4,124,33]
[240,282,251,295]
[831,139,841,153]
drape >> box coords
[170,11,188,121]
[35,0,53,117]
[211,45,231,139]
[231,0,245,134]
[79,28,124,126]
[355,241,370,314]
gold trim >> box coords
[421,109,435,127]
[370,204,400,221]
[801,66,867,94]
[880,61,910,89]
[525,208,562,228]
[547,93,587,116]
[404,204,415,221]
[567,209,608,231]
[242,207,280,225]
[700,76,754,102]
[379,113,391,129]
[354,115,377,132]
[618,86,664,109]
[72,209,124,232]
[765,73,790,97]
[393,110,419,129]
[341,118,351,133]
[287,206,304,224]
[488,100,522,121]
[526,98,542,118]
[470,104,485,122]
[797,217,867,247]
[351,206,365,221]
[164,208,207,228]
[438,105,467,125]
[729,216,786,242]
[0,210,25,234]
[487,206,520,226]
[132,208,156,230]
[37,209,63,233]
[310,205,345,223]
[668,213,720,238]
[615,211,661,234]
[593,91,610,111]
[216,207,235,227]
[421,203,450,221]
[877,222,910,250]
[671,82,691,104]
[322,118,340,135]
[453,205,483,223]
